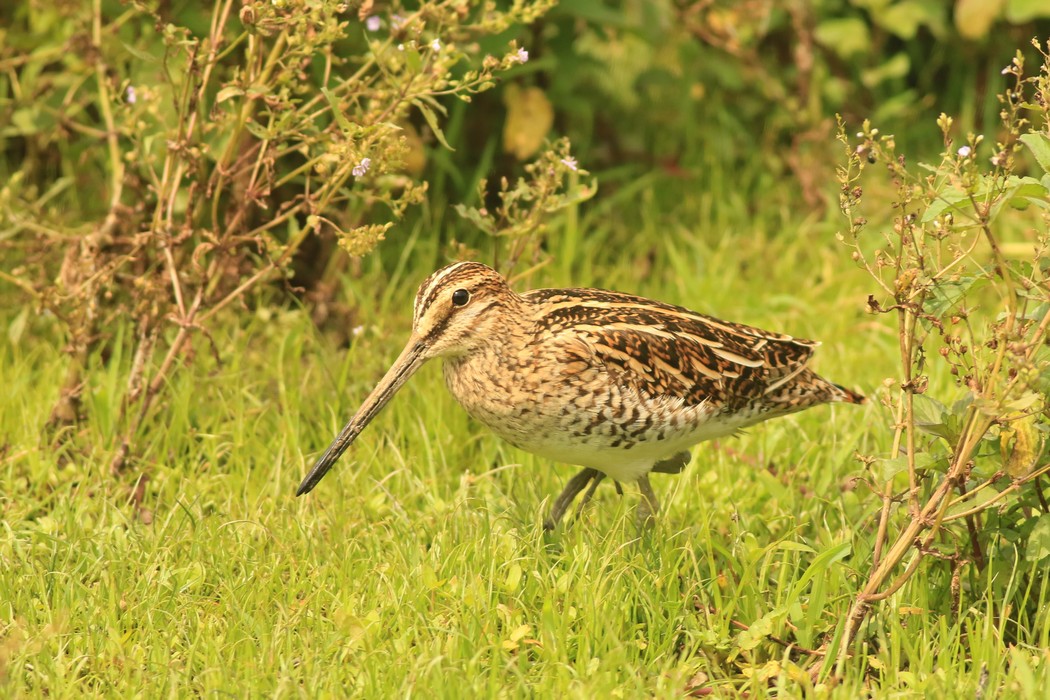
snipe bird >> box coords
[296,262,863,527]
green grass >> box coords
[2,180,1049,697]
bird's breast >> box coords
[440,346,735,480]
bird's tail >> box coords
[832,383,866,405]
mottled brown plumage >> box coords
[297,262,863,527]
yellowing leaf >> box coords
[737,612,775,651]
[954,0,1004,40]
[502,562,523,591]
[399,121,427,177]
[1001,411,1045,477]
[502,84,553,160]
[420,564,445,591]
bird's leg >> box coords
[544,468,599,530]
[651,450,691,474]
[636,474,660,528]
[572,471,607,523]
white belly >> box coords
[507,402,758,481]
[448,376,754,481]
[442,353,770,482]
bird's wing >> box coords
[527,288,817,409]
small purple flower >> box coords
[391,13,405,30]
[366,15,381,32]
[560,156,578,171]
[431,38,441,51]
[515,47,529,64]
[352,158,371,177]
[957,146,972,158]
[126,86,137,104]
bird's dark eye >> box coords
[451,289,470,306]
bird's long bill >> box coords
[296,336,427,496]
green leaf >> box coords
[793,540,851,594]
[873,1,941,39]
[951,393,974,416]
[1006,0,1050,22]
[1020,301,1049,322]
[772,541,816,554]
[1013,196,1050,211]
[814,18,871,59]
[946,485,1002,520]
[414,100,455,151]
[1003,391,1044,413]
[1019,133,1050,174]
[922,187,972,222]
[861,53,911,88]
[1025,514,1050,562]
[321,87,355,136]
[876,451,948,481]
[872,89,919,123]
[1004,175,1048,196]
[215,86,244,104]
[555,0,633,27]
[736,610,779,651]
[243,119,272,139]
[877,455,909,481]
[926,276,987,320]
[121,41,158,63]
[9,108,41,136]
[453,204,494,235]
[403,46,422,73]
[912,394,952,440]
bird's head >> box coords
[409,261,516,359]
[296,261,517,496]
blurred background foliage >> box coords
[1,0,1050,458]
[5,0,1050,268]
[6,0,1050,241]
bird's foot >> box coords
[544,468,600,530]
[572,471,606,523]
[545,468,635,530]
